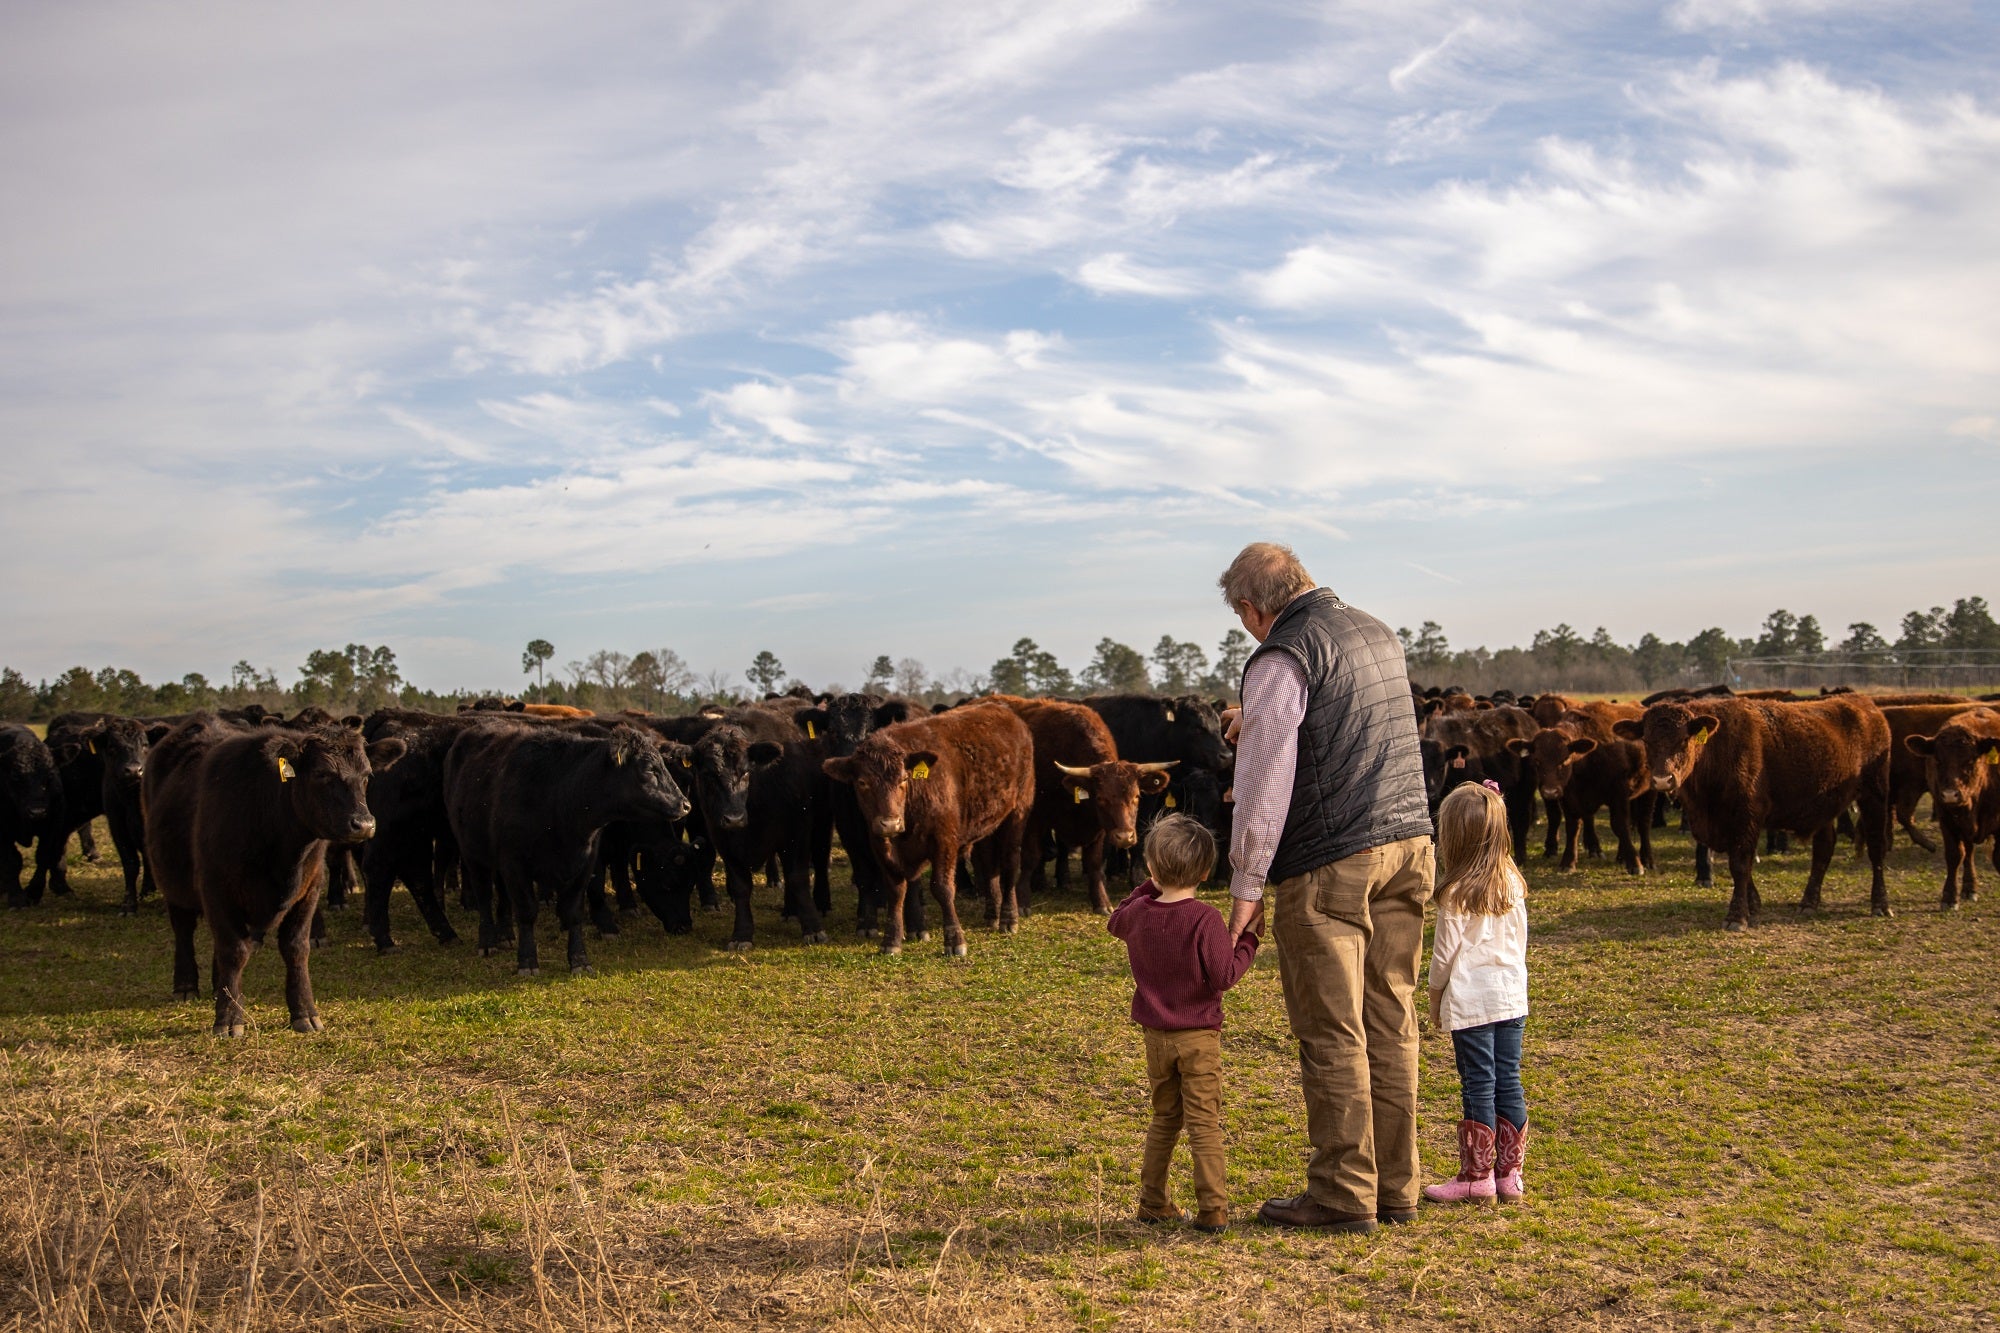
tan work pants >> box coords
[1269,835,1434,1214]
[1138,1026,1226,1213]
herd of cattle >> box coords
[1,678,1997,1037]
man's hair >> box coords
[1218,542,1316,617]
[1144,813,1217,889]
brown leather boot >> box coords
[1136,1202,1186,1225]
[1255,1194,1377,1233]
[1191,1207,1228,1233]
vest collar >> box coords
[1264,586,1341,641]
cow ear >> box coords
[873,700,911,727]
[1690,715,1721,738]
[1505,738,1533,756]
[1978,737,2000,763]
[821,756,856,784]
[659,741,693,770]
[366,737,407,773]
[52,741,83,766]
[793,708,828,739]
[1139,770,1172,795]
[1568,737,1598,757]
[1445,744,1470,767]
[747,741,785,765]
[1422,699,1444,717]
[260,733,303,777]
[146,722,174,744]
[1903,734,1935,757]
[507,700,526,711]
[1612,719,1644,740]
[341,714,364,730]
[1475,700,1493,710]
[903,749,940,778]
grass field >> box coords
[3,815,1997,1331]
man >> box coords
[1219,542,1435,1233]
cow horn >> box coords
[1053,762,1094,778]
[1132,760,1178,773]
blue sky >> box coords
[2,0,1995,692]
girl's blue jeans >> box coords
[1450,1016,1527,1129]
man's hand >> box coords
[1227,896,1264,939]
[1222,705,1243,745]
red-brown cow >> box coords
[1614,697,1891,929]
[1508,703,1656,874]
[991,696,1173,914]
[1880,703,1988,852]
[821,703,1034,957]
[1904,709,2000,909]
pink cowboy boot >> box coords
[1422,1119,1497,1205]
[1494,1117,1528,1200]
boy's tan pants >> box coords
[1139,1026,1226,1214]
[1268,835,1435,1215]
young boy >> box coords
[1108,813,1262,1233]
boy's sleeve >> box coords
[1106,883,1155,939]
[1195,909,1260,995]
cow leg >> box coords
[558,876,595,977]
[1541,794,1560,858]
[1051,834,1070,895]
[31,828,68,901]
[1858,760,1893,918]
[1082,834,1112,915]
[77,820,99,861]
[1798,824,1836,913]
[1765,828,1790,857]
[1609,795,1640,876]
[1693,841,1714,889]
[930,840,969,958]
[169,903,202,999]
[1939,826,1965,910]
[878,876,910,956]
[361,840,401,953]
[1024,818,1050,906]
[1634,791,1657,872]
[110,811,145,915]
[278,893,323,1032]
[723,857,757,952]
[904,873,928,942]
[1724,848,1760,931]
[1581,814,1603,860]
[1558,807,1580,872]
[403,840,458,946]
[1896,791,1938,853]
[810,798,833,916]
[585,852,620,937]
[508,868,543,976]
[210,925,254,1038]
[999,818,1025,933]
[0,840,22,907]
[469,860,508,955]
[784,841,829,944]
[690,837,720,911]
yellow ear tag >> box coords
[910,761,931,781]
[1165,793,1178,809]
[806,722,817,739]
[1072,786,1087,804]
[1692,728,1712,749]
[1164,708,1176,722]
[1985,750,1999,767]
[277,757,295,781]
[681,757,693,769]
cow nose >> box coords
[1113,831,1136,849]
[123,765,144,780]
[347,816,377,840]
[1541,787,1562,800]
[720,812,749,831]
[1651,775,1674,792]
[875,817,904,836]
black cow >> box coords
[446,723,688,976]
[2,724,65,907]
[44,715,173,911]
[1084,694,1234,883]
[144,713,406,1035]
[678,710,829,951]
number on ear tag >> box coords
[277,757,295,781]
[910,761,931,780]
[1450,756,1466,769]
[1692,728,1712,749]
[1164,793,1177,809]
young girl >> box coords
[1423,781,1530,1205]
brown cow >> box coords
[1865,693,1971,707]
[1879,703,1989,852]
[1614,697,1891,929]
[990,696,1173,914]
[145,713,406,1035]
[1508,703,1655,874]
[821,703,1034,957]
[1904,710,2000,909]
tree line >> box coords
[3,595,1993,722]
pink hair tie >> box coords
[1481,780,1502,794]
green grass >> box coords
[3,815,1997,1330]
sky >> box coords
[2,0,1996,693]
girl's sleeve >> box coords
[1428,908,1463,991]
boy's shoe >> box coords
[1191,1207,1228,1234]
[1255,1194,1377,1233]
[1494,1117,1528,1200]
[1422,1119,1497,1205]
[1136,1203,1187,1225]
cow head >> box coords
[1172,766,1227,835]
[1055,759,1174,849]
[794,694,910,758]
[688,725,778,832]
[1905,722,2000,814]
[1169,697,1235,772]
[261,726,406,841]
[2,728,59,825]
[1613,705,1719,795]
[595,726,691,824]
[822,738,937,838]
[1420,739,1475,811]
[1507,728,1597,801]
[84,717,163,788]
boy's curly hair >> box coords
[1144,813,1216,889]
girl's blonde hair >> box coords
[1434,784,1522,916]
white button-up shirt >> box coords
[1427,868,1529,1032]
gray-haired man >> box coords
[1219,542,1435,1233]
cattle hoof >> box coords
[375,941,401,955]
[803,931,830,945]
[119,904,138,918]
[857,926,879,939]
[879,943,903,957]
[213,1023,245,1038]
[436,932,460,946]
[480,946,499,957]
[725,940,753,953]
[516,966,539,977]
[1873,905,1894,918]
[309,936,327,950]
[702,902,725,914]
[594,920,620,937]
[997,921,1018,935]
[571,965,597,978]
[290,1015,324,1034]
[946,942,969,959]
[1723,919,1747,933]
[1941,899,1959,911]
[174,987,199,1002]
[325,899,346,912]
[913,931,930,943]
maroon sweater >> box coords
[1107,881,1261,1031]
